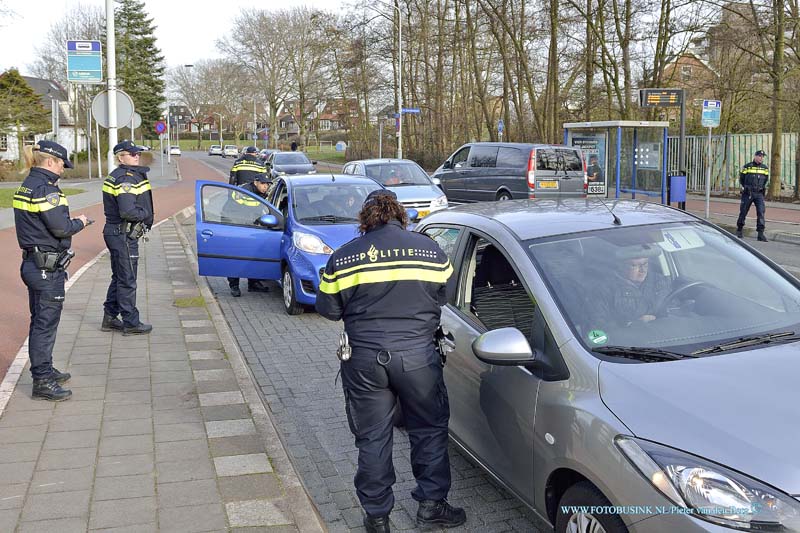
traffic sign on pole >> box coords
[701,100,721,128]
[497,118,504,133]
[91,90,134,128]
[67,40,103,83]
[155,121,166,134]
[401,107,420,114]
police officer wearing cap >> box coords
[737,149,770,241]
[14,141,89,401]
[316,190,466,532]
[101,140,154,335]
[229,146,267,186]
[226,172,272,297]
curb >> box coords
[172,208,327,533]
[715,221,800,246]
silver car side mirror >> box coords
[472,328,537,366]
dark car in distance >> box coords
[265,151,318,179]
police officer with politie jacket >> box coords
[229,146,267,186]
[14,141,89,401]
[101,140,154,335]
[226,172,272,297]
[737,149,770,242]
[316,190,466,532]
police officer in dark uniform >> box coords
[14,141,89,401]
[229,146,267,186]
[101,140,154,335]
[316,190,466,532]
[226,172,272,297]
[737,149,769,241]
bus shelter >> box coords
[563,121,670,203]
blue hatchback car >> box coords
[195,175,384,314]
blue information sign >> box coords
[401,107,420,114]
[498,118,504,133]
[67,40,103,83]
[701,100,721,128]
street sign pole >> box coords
[701,99,722,219]
[378,119,383,159]
[706,126,712,219]
[105,0,118,171]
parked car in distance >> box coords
[222,145,239,158]
[265,151,317,179]
[194,175,384,315]
[416,199,800,533]
[259,148,279,163]
[343,158,447,218]
[208,145,223,156]
[432,142,587,203]
[169,146,181,156]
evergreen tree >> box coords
[115,0,165,139]
[0,69,51,167]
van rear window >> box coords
[537,149,583,171]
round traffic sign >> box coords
[91,90,135,128]
[155,121,166,134]
[130,112,142,130]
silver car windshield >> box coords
[527,222,800,354]
[275,153,311,165]
[292,183,381,223]
[365,163,431,186]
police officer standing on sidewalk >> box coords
[316,190,466,533]
[229,146,267,186]
[226,172,272,297]
[14,141,89,401]
[101,140,153,335]
[737,149,770,241]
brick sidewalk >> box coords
[0,216,324,532]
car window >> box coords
[292,182,381,223]
[422,227,461,260]
[557,149,583,171]
[468,145,499,168]
[201,184,271,227]
[365,163,431,186]
[457,236,535,338]
[342,164,353,175]
[451,146,470,168]
[275,153,311,165]
[527,222,800,356]
[497,147,528,168]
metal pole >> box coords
[679,89,686,175]
[87,88,92,180]
[705,126,712,219]
[96,118,102,178]
[253,99,257,147]
[159,135,164,177]
[166,106,171,164]
[106,0,118,171]
[396,4,403,160]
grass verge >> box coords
[0,187,85,208]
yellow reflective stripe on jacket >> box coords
[102,179,152,196]
[742,168,769,175]
[12,194,68,212]
[231,163,266,172]
[230,191,261,207]
[319,262,453,294]
[322,258,451,282]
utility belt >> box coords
[337,328,453,367]
[22,247,75,272]
[108,221,149,240]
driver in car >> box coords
[602,246,670,325]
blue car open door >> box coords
[195,180,283,280]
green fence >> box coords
[667,133,798,194]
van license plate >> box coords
[538,181,559,189]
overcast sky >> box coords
[0,0,345,75]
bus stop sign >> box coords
[701,100,721,128]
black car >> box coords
[266,151,317,178]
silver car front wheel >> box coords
[566,513,607,533]
[556,482,628,533]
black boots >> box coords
[123,323,153,336]
[101,314,124,331]
[231,287,242,297]
[736,228,743,238]
[50,367,71,384]
[364,515,390,533]
[758,231,768,242]
[417,499,467,528]
[32,378,72,401]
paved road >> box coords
[180,152,548,532]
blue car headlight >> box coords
[616,436,800,531]
[293,231,333,255]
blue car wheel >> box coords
[282,268,304,315]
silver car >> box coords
[343,158,447,218]
[416,199,800,533]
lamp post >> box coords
[395,3,403,159]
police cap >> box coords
[253,173,270,183]
[755,150,766,157]
[34,140,74,168]
[113,139,143,155]
[244,146,258,154]
[363,189,397,208]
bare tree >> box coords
[168,63,215,149]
